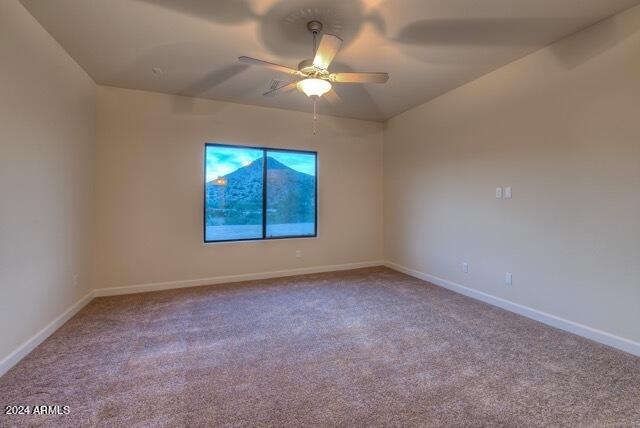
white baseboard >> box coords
[3,259,635,380]
[94,260,385,297]
[0,290,95,377]
[385,261,640,357]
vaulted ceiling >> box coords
[21,0,640,121]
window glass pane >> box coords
[205,145,264,241]
[265,150,317,238]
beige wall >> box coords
[92,86,383,289]
[384,5,640,343]
[0,1,96,362]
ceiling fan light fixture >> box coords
[297,78,331,97]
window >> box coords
[204,144,317,242]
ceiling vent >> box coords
[268,79,283,91]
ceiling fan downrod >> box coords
[308,20,323,56]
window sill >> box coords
[203,235,318,246]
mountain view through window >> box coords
[205,144,317,242]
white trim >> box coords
[385,261,640,357]
[94,260,385,297]
[202,235,318,246]
[0,290,95,377]
[5,258,633,380]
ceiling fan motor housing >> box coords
[297,59,330,77]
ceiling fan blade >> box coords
[330,72,389,83]
[239,56,302,76]
[312,34,343,70]
[323,89,341,105]
[263,81,298,97]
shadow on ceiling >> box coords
[394,18,581,46]
[137,0,384,59]
[550,5,640,70]
[133,0,639,114]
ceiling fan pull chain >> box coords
[313,98,317,135]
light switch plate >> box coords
[504,187,512,199]
[505,272,513,285]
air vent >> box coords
[269,79,283,90]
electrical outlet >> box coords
[496,187,503,199]
[295,250,302,258]
[73,274,79,287]
[504,187,512,199]
[504,272,512,286]
[462,262,469,273]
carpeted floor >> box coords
[0,267,638,427]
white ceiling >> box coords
[21,0,640,121]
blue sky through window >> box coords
[205,146,262,183]
[206,145,315,182]
[267,151,316,176]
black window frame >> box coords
[203,143,318,243]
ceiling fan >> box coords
[239,20,389,132]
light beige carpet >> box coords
[0,267,638,427]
